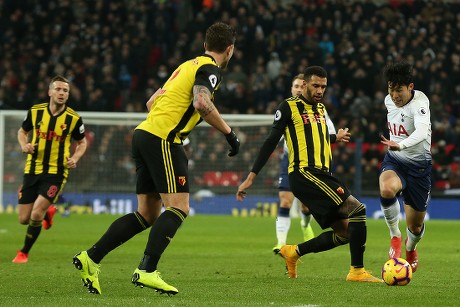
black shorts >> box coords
[289,167,351,229]
[19,174,66,204]
[132,129,189,194]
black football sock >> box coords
[21,219,42,254]
[139,207,187,272]
[87,211,150,263]
[348,203,367,268]
[297,231,348,255]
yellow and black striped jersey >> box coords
[251,95,333,174]
[278,97,332,172]
[21,103,85,177]
[136,54,222,144]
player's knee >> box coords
[334,233,349,245]
[380,189,397,198]
[348,202,366,220]
[18,217,29,225]
[380,181,400,198]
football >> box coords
[381,257,413,286]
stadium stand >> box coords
[1,0,459,192]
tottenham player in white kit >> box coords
[379,61,432,273]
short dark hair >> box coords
[383,61,413,88]
[304,66,327,81]
[205,22,236,53]
[49,75,70,89]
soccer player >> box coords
[12,75,87,263]
[273,74,316,254]
[73,22,240,295]
[379,61,432,273]
[237,66,381,282]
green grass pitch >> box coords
[0,213,459,306]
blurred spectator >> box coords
[1,0,459,193]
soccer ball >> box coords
[381,258,412,286]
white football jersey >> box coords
[385,90,432,162]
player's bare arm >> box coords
[17,128,36,154]
[236,172,257,201]
[192,85,231,134]
[67,137,87,168]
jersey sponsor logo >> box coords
[301,114,325,125]
[35,129,67,142]
[274,110,281,121]
[387,122,409,137]
[178,176,187,186]
[209,74,218,88]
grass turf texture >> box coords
[0,213,459,306]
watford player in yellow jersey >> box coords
[237,66,382,283]
[12,75,87,264]
[73,22,240,295]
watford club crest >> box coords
[178,176,187,186]
[336,186,345,194]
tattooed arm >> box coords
[192,85,231,134]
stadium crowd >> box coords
[1,0,459,193]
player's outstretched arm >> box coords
[193,84,240,156]
[236,172,257,201]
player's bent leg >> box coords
[42,205,57,230]
[132,268,178,295]
[404,206,425,273]
[389,236,402,259]
[341,199,382,283]
[274,191,294,254]
[300,209,315,241]
[405,238,418,273]
[73,251,102,294]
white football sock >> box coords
[276,216,291,245]
[406,224,425,251]
[380,199,401,238]
[300,213,312,228]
